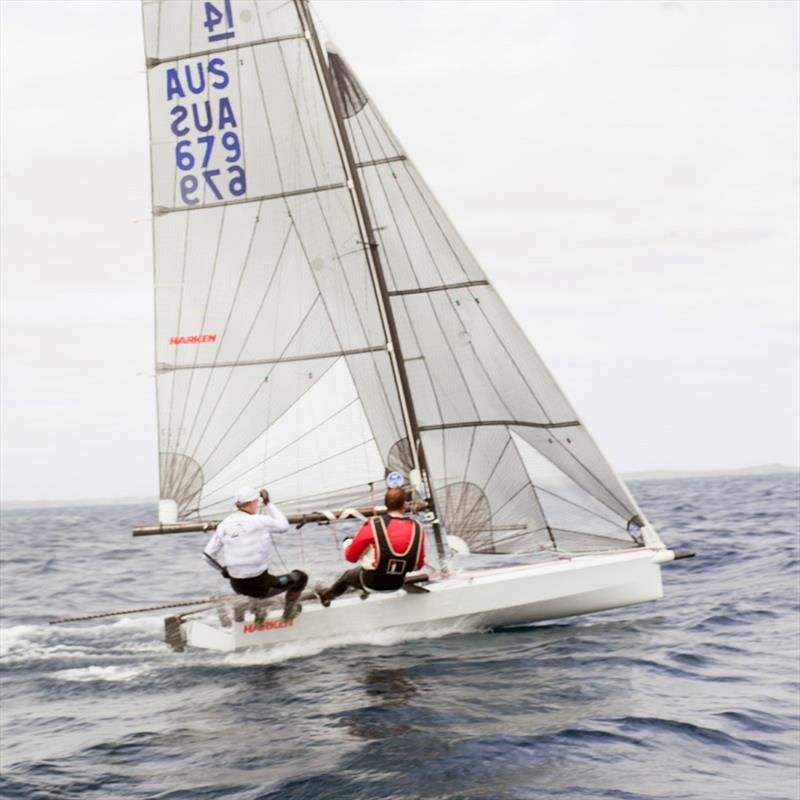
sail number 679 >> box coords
[176,132,246,205]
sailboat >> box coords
[137,0,691,653]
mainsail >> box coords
[142,0,660,556]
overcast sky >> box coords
[1,0,798,502]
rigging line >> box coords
[273,41,402,453]
[197,397,361,500]
[269,533,290,572]
[299,527,306,571]
[530,484,624,530]
[508,432,557,548]
[169,208,289,498]
[400,159,553,423]
[521,428,634,521]
[190,293,325,478]
[350,112,475,429]
[145,33,306,69]
[355,113,500,426]
[418,420,581,431]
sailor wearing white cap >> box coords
[203,487,307,620]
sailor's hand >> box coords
[259,488,270,505]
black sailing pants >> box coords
[322,567,401,601]
[230,569,308,603]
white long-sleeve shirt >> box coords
[203,502,290,579]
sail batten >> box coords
[419,420,582,431]
[153,182,347,216]
[158,345,388,372]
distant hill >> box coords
[621,464,798,481]
[2,465,797,511]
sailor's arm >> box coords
[344,522,373,563]
[203,529,225,572]
[254,490,290,533]
[261,501,290,532]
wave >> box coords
[222,617,488,667]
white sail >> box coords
[143,0,409,522]
[326,46,659,554]
[142,0,660,557]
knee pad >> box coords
[289,570,308,587]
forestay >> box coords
[142,0,661,556]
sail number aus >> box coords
[166,57,247,208]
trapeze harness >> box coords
[361,515,423,592]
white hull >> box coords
[179,548,675,653]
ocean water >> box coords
[1,473,798,800]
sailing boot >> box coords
[253,605,267,626]
[314,583,331,608]
[217,606,233,627]
[282,602,302,621]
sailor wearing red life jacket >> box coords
[317,487,425,606]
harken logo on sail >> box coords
[169,334,217,345]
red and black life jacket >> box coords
[362,514,423,591]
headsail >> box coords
[320,38,661,554]
[141,0,661,555]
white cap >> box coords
[234,486,259,505]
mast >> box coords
[296,0,447,569]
